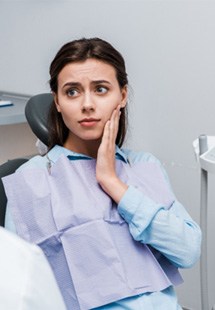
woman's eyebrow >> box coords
[91,80,112,85]
[62,82,81,89]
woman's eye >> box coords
[96,86,108,94]
[67,89,78,97]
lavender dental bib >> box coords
[3,155,183,310]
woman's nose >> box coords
[81,93,95,111]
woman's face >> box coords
[54,58,127,153]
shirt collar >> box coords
[47,145,129,164]
[115,145,128,163]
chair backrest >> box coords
[25,93,53,146]
[0,158,28,226]
[0,93,53,226]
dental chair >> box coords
[0,158,28,226]
[25,93,53,146]
[0,93,53,226]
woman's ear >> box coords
[53,93,61,112]
[120,86,128,108]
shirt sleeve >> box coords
[118,152,202,269]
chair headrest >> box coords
[25,93,53,146]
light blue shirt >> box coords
[5,145,201,310]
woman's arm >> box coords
[118,151,201,268]
[118,185,201,268]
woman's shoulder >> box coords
[121,148,171,187]
[121,148,162,166]
[16,145,70,172]
[16,154,49,172]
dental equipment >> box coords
[193,135,215,310]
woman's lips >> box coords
[79,118,100,127]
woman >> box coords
[3,38,201,310]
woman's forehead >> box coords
[58,59,117,85]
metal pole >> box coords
[199,135,209,310]
[200,168,209,310]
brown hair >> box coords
[48,37,128,149]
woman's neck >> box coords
[63,139,101,159]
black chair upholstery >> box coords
[25,93,53,146]
[0,158,28,226]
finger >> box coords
[101,120,110,148]
[114,105,121,134]
[109,105,121,143]
[109,108,119,145]
[109,109,117,144]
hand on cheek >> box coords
[96,105,128,203]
